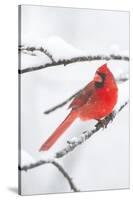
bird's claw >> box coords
[95,119,107,129]
[95,112,115,130]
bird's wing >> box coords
[69,81,94,110]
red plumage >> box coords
[39,64,118,151]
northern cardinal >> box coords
[39,64,118,151]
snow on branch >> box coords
[43,74,129,115]
[19,37,129,74]
[19,159,79,192]
[19,101,128,173]
[55,101,128,158]
[19,53,129,74]
[19,45,55,63]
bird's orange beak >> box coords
[94,73,102,83]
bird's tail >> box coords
[39,111,77,151]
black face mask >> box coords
[95,72,106,88]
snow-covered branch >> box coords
[43,74,129,115]
[19,45,55,63]
[19,101,128,173]
[55,101,128,158]
[19,53,129,74]
[19,159,79,192]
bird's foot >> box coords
[95,119,107,129]
[105,112,116,125]
[95,112,115,129]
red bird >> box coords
[39,64,118,151]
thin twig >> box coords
[18,54,129,74]
[43,75,128,115]
[19,45,55,63]
[19,101,128,188]
[55,101,128,158]
[116,72,129,83]
[19,159,79,192]
[44,89,82,114]
[19,101,128,165]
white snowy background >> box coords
[20,5,129,195]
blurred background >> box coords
[20,5,129,195]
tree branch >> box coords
[44,89,82,114]
[43,75,128,115]
[19,101,128,174]
[18,54,129,74]
[19,45,55,63]
[19,159,79,192]
[55,101,128,158]
[116,72,129,83]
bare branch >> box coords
[18,54,129,74]
[44,89,82,114]
[19,101,128,188]
[116,72,129,83]
[43,75,128,115]
[19,45,55,63]
[19,159,79,192]
[55,101,128,158]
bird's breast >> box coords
[78,87,118,121]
